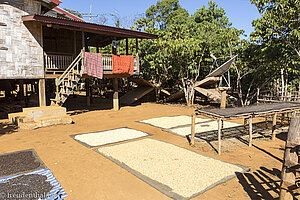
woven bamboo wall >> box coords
[0,0,44,79]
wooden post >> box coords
[190,114,196,146]
[218,118,222,155]
[113,78,119,111]
[244,118,248,133]
[126,38,129,55]
[96,44,99,53]
[257,88,260,103]
[38,79,46,107]
[135,38,138,56]
[24,83,27,97]
[112,37,117,55]
[85,78,90,106]
[74,31,77,56]
[220,89,227,109]
[281,68,285,101]
[279,116,300,200]
[19,80,24,99]
[281,113,285,126]
[249,116,253,147]
[272,112,278,140]
[82,31,86,52]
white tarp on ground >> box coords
[168,120,241,137]
[74,128,149,147]
[139,115,211,129]
[97,138,246,199]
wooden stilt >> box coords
[85,79,90,106]
[218,118,222,155]
[249,116,253,147]
[113,78,119,111]
[272,112,278,140]
[38,79,46,107]
[190,114,196,146]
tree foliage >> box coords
[249,0,300,96]
[64,8,83,18]
[135,0,243,105]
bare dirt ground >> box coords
[0,97,288,200]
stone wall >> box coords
[0,0,44,79]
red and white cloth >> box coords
[83,52,103,79]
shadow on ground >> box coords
[0,122,18,136]
[64,94,146,116]
[237,167,282,199]
[191,121,288,160]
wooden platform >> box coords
[191,102,300,154]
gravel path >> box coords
[168,121,242,137]
[74,128,149,147]
[140,115,211,129]
[97,138,246,199]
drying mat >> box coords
[0,149,45,178]
[0,168,68,200]
[166,121,242,138]
[139,115,212,129]
[72,127,150,148]
[96,138,248,199]
[197,102,300,118]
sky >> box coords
[60,0,261,38]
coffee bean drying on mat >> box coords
[0,174,53,200]
[0,151,43,177]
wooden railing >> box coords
[44,53,74,70]
[257,89,300,103]
[102,54,140,73]
[44,53,140,74]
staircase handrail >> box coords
[58,49,85,85]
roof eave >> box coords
[22,15,158,39]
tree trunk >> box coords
[279,116,300,200]
[182,78,195,106]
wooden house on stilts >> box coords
[0,0,157,128]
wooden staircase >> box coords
[51,50,84,106]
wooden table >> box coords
[191,102,300,154]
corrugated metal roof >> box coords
[22,15,158,39]
[53,7,85,22]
